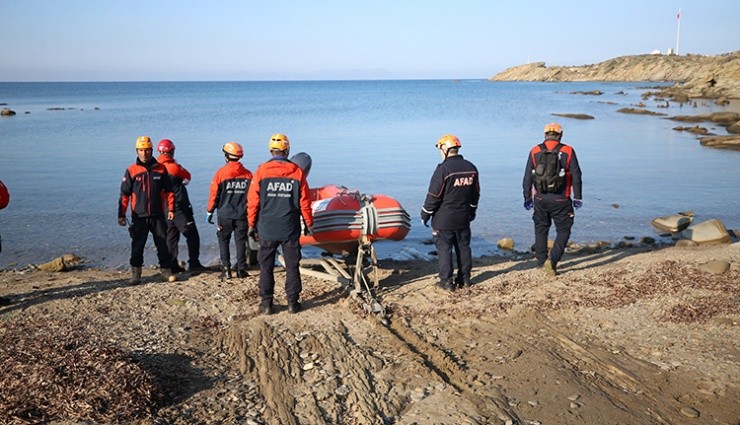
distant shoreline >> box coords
[491,51,740,100]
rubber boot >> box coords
[543,259,557,277]
[131,266,142,285]
[161,268,177,283]
[221,266,233,280]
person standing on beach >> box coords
[0,178,8,256]
[420,135,480,290]
[207,142,253,280]
[0,179,10,306]
[522,122,583,277]
[118,136,177,285]
[156,139,206,274]
[247,134,313,315]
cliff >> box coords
[490,51,740,99]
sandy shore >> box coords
[1,241,739,424]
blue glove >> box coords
[206,212,214,224]
[573,199,583,210]
[524,199,533,211]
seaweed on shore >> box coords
[0,318,163,423]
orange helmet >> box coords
[157,139,175,153]
[222,142,244,158]
[435,134,462,150]
[135,135,153,149]
[269,133,290,151]
[543,123,563,134]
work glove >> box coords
[206,212,214,224]
[469,206,477,222]
[420,210,431,227]
[303,226,313,236]
[573,199,583,210]
[248,227,258,240]
[524,199,533,211]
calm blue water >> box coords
[1,80,738,269]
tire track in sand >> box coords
[386,318,520,424]
[221,317,406,424]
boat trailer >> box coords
[282,235,389,325]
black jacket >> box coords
[421,155,480,230]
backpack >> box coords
[533,143,566,194]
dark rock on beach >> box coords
[569,90,603,96]
[551,113,595,120]
[616,108,667,116]
[672,125,710,135]
[698,135,740,151]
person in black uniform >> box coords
[0,179,10,306]
[522,122,583,277]
[247,134,314,315]
[156,139,206,273]
[421,135,480,290]
[118,136,177,285]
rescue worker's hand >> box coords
[118,217,126,226]
[420,210,431,227]
[469,207,477,222]
[167,211,175,221]
[248,227,258,240]
[573,199,583,210]
[524,199,533,211]
[206,212,214,224]
[303,226,313,236]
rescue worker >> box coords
[0,179,10,306]
[421,135,480,290]
[118,136,177,284]
[0,178,8,255]
[207,142,253,279]
[522,123,583,277]
[247,134,313,315]
[156,139,206,273]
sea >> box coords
[0,80,738,270]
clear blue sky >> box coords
[1,0,738,81]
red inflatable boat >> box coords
[300,184,411,255]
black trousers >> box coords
[433,226,472,284]
[166,208,201,267]
[533,196,574,267]
[258,237,302,304]
[217,217,248,271]
[130,215,171,268]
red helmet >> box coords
[157,139,176,153]
[0,180,9,210]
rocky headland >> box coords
[491,51,740,100]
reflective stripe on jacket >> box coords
[207,161,253,220]
[119,158,174,218]
[422,155,480,231]
[523,139,582,200]
[247,157,313,241]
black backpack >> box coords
[533,143,565,194]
